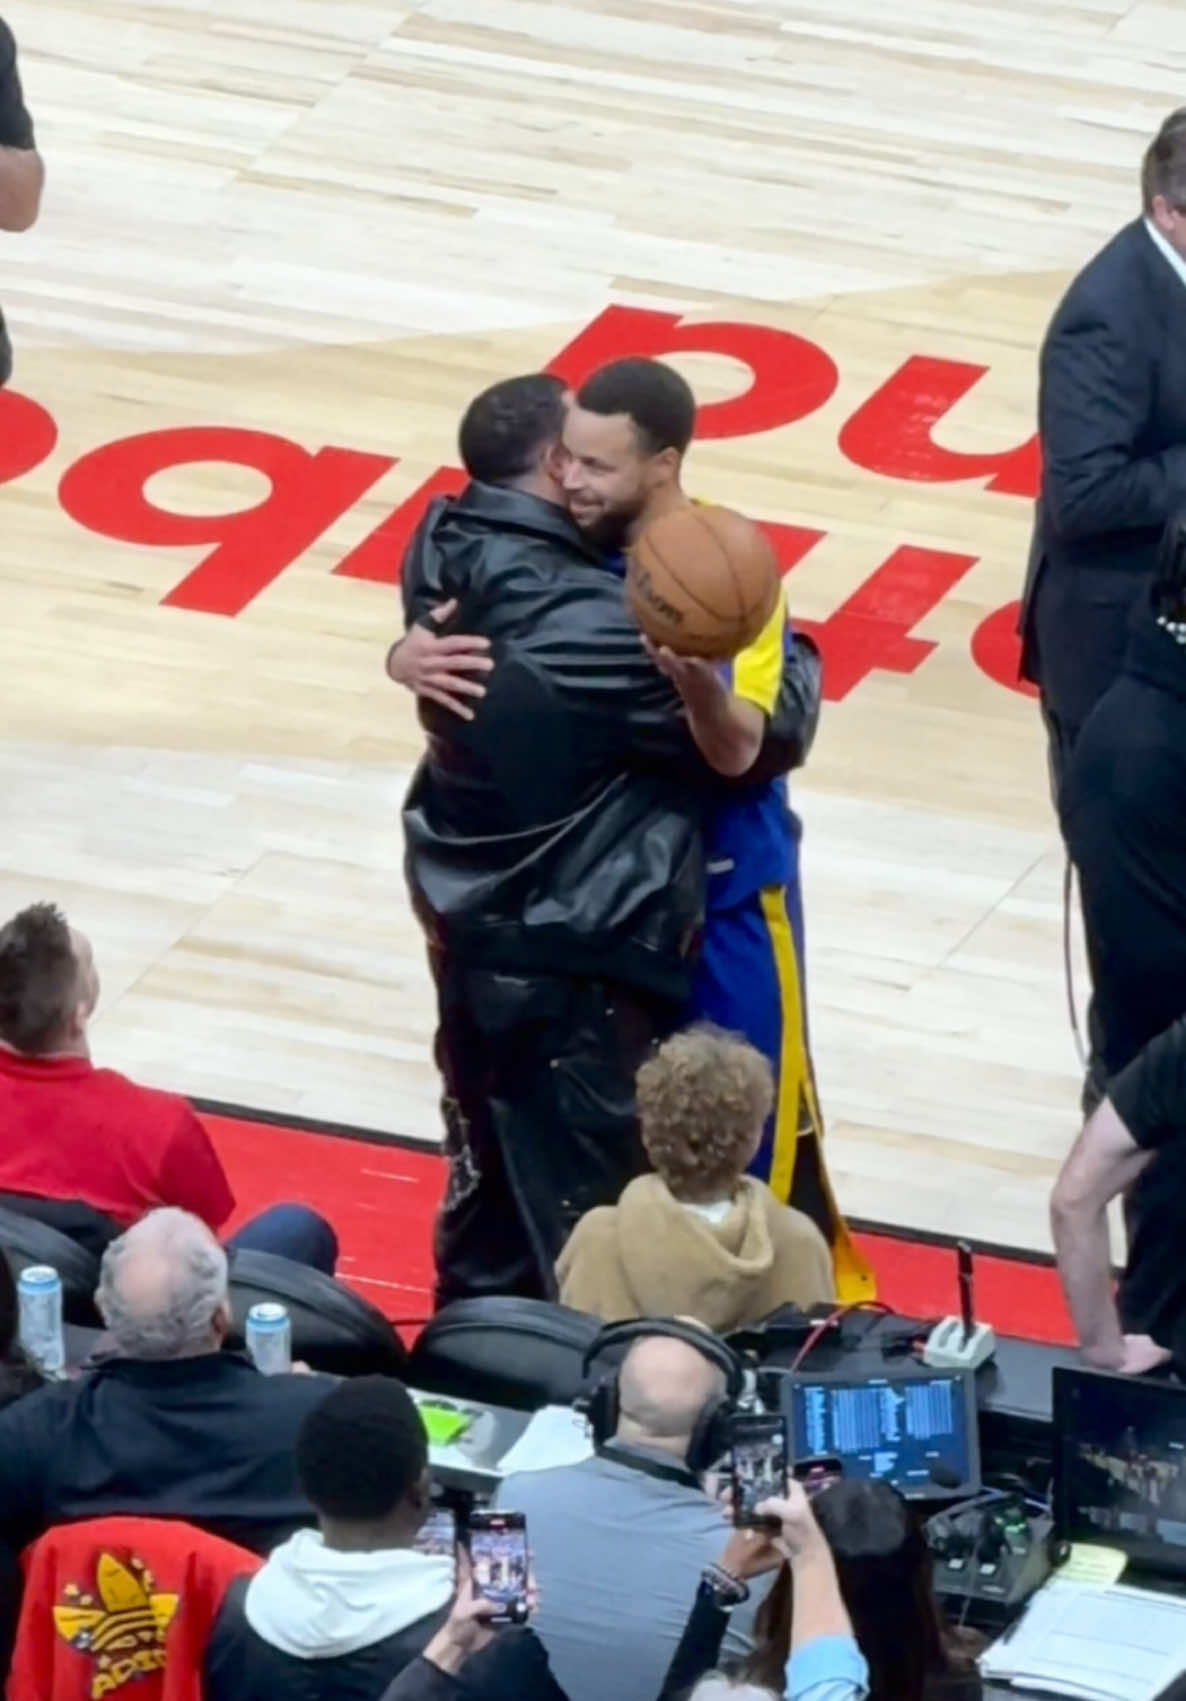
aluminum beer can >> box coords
[245,1302,292,1375]
[18,1264,64,1377]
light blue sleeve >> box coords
[786,1634,869,1701]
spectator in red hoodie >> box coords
[0,903,336,1269]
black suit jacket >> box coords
[1019,219,1186,733]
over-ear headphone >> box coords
[580,1318,745,1476]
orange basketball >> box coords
[625,504,781,661]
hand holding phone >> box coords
[729,1414,789,1529]
[464,1510,530,1625]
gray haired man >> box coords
[0,1208,335,1555]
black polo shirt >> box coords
[0,18,36,381]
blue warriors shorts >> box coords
[689,883,875,1304]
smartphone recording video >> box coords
[465,1510,530,1624]
[730,1414,789,1528]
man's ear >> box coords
[212,1300,233,1344]
[410,1465,433,1513]
[543,438,570,482]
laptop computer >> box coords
[1053,1367,1186,1591]
[781,1363,981,1499]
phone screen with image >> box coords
[730,1415,789,1527]
[466,1510,529,1624]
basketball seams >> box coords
[638,516,738,625]
[628,504,777,659]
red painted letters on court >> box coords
[547,305,840,441]
[334,466,467,585]
[970,600,1038,698]
[0,389,57,485]
[58,427,394,616]
[839,356,1041,495]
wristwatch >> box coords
[699,1563,751,1611]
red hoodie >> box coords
[10,1515,259,1701]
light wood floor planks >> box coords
[2,0,1183,1254]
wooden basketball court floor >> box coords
[1,0,1181,1260]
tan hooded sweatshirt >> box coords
[556,1173,835,1332]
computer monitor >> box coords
[1054,1367,1186,1578]
[782,1367,980,1498]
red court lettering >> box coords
[0,389,57,484]
[839,356,1040,496]
[58,427,394,616]
[970,600,1038,697]
[547,305,840,441]
[792,544,980,701]
[334,466,467,585]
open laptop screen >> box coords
[1054,1368,1186,1577]
[784,1368,980,1499]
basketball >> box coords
[625,505,781,661]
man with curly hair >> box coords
[557,1026,834,1331]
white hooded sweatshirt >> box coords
[244,1529,455,1659]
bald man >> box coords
[496,1333,768,1701]
[0,1208,334,1556]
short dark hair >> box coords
[0,904,79,1055]
[457,373,567,485]
[297,1376,427,1521]
[1142,108,1186,214]
[575,358,696,456]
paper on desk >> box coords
[496,1405,594,1476]
[1056,1544,1128,1587]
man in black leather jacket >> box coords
[394,374,804,1307]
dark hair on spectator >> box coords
[458,373,567,486]
[0,1257,43,1411]
[297,1376,428,1522]
[1153,511,1186,623]
[575,358,696,456]
[0,903,80,1056]
[1142,108,1186,215]
[743,1480,979,1701]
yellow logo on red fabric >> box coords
[53,1553,179,1698]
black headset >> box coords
[580,1318,746,1476]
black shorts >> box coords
[1110,1017,1186,1347]
[1110,1017,1186,1153]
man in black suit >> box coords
[0,17,43,384]
[1020,108,1186,790]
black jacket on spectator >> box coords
[377,1634,571,1701]
[401,482,714,1006]
[1019,220,1186,742]
[204,1575,448,1701]
[0,1352,333,1558]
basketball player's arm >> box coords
[1050,1097,1167,1374]
[646,643,764,777]
[0,24,42,232]
[645,592,787,777]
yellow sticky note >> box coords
[1057,1543,1128,1587]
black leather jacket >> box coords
[401,484,713,1002]
[400,483,821,1003]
